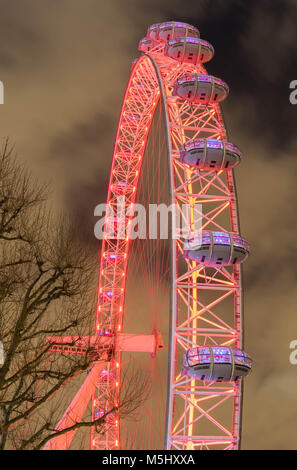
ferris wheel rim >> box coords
[144,53,176,450]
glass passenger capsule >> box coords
[173,74,229,104]
[99,290,121,304]
[182,346,253,382]
[164,37,214,64]
[179,138,242,170]
[122,113,140,128]
[183,231,250,266]
[147,21,199,42]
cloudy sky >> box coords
[0,0,297,449]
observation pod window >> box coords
[215,77,227,87]
[148,21,199,42]
[197,347,210,364]
[177,75,195,85]
[147,23,161,36]
[186,139,205,150]
[233,348,253,368]
[186,346,235,366]
[231,233,250,252]
[197,74,212,82]
[213,232,230,246]
[212,347,232,364]
[187,347,209,366]
[207,139,224,149]
[225,142,241,154]
[200,232,211,246]
[185,232,211,247]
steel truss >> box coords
[45,36,245,451]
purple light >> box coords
[97,329,111,336]
[198,74,212,82]
[225,142,242,158]
[212,347,231,364]
[104,253,124,263]
[207,139,223,149]
[186,37,199,44]
[191,140,205,149]
[177,75,195,85]
[213,232,230,245]
[100,291,120,301]
[167,37,199,46]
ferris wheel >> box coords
[45,21,252,451]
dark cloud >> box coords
[49,113,115,161]
[0,0,47,70]
[65,175,107,246]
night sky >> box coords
[0,0,297,449]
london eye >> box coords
[45,21,252,451]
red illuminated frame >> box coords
[44,39,245,450]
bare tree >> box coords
[0,140,150,449]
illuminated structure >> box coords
[44,21,252,451]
